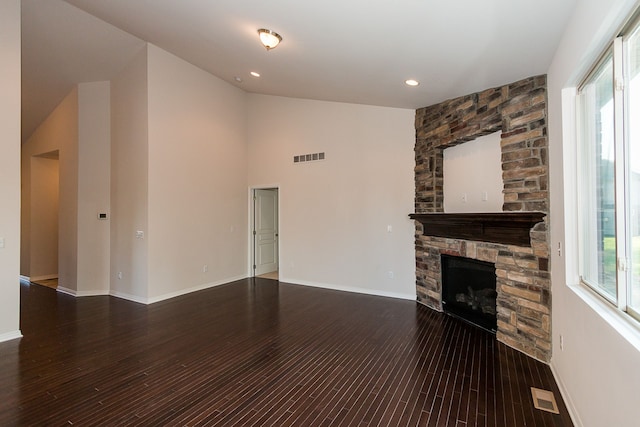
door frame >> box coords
[248,185,280,278]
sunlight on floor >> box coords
[30,278,58,290]
[257,271,278,280]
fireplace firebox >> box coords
[441,254,497,333]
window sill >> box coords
[569,281,640,353]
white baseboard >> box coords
[146,275,248,304]
[57,275,413,306]
[20,275,30,284]
[30,274,58,282]
[77,290,110,297]
[550,362,582,427]
[0,330,22,343]
[107,276,248,305]
[57,287,110,297]
[279,277,416,301]
[109,290,148,305]
[56,286,75,296]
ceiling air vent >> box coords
[294,152,325,163]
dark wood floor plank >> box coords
[0,279,573,426]
[438,328,468,427]
[372,316,437,426]
[367,322,432,424]
[327,326,406,426]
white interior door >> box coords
[254,189,278,276]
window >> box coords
[578,16,640,322]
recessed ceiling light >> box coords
[250,71,261,77]
[405,79,420,87]
[234,76,243,83]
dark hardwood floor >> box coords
[0,279,573,426]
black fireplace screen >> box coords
[441,254,497,333]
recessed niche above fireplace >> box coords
[443,131,503,212]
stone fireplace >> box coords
[412,75,551,362]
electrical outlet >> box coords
[461,193,467,203]
[203,265,208,273]
[117,272,123,280]
[387,271,394,279]
[136,231,144,239]
[559,334,564,351]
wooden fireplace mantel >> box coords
[409,212,545,247]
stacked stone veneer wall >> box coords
[414,75,551,362]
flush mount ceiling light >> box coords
[405,79,420,87]
[250,71,261,77]
[258,28,282,50]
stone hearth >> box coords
[413,75,551,362]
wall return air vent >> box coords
[294,152,325,163]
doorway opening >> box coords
[252,188,279,280]
[28,150,60,289]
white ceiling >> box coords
[21,0,578,140]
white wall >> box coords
[21,88,79,291]
[247,95,416,300]
[110,46,149,302]
[77,82,111,295]
[443,131,503,212]
[21,82,112,295]
[547,0,640,425]
[146,45,248,302]
[0,0,21,342]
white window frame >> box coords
[576,16,640,325]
